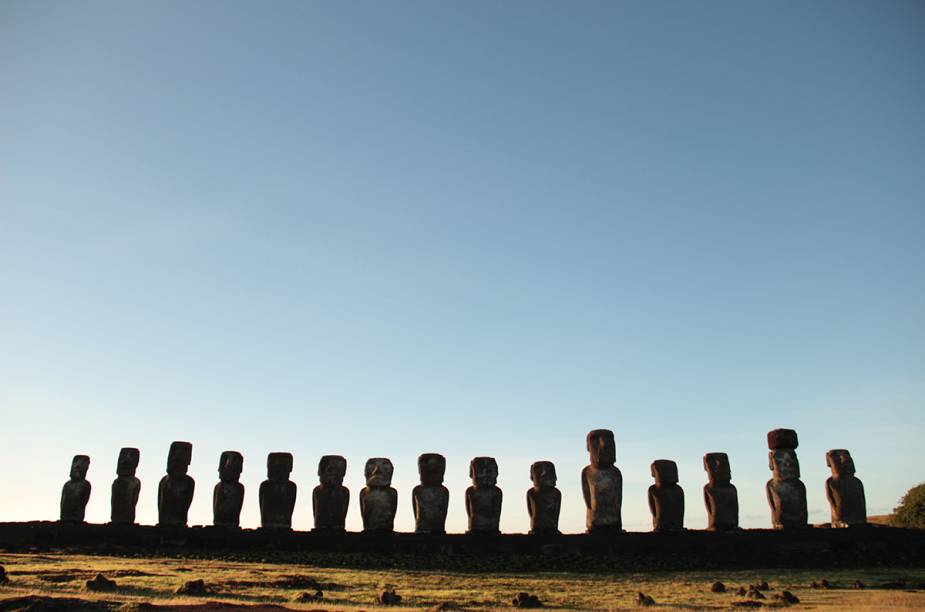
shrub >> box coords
[891,483,925,529]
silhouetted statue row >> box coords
[59,428,867,533]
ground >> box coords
[1,552,924,611]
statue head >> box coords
[769,448,800,480]
[767,428,799,450]
[70,455,90,480]
[530,460,557,488]
[703,452,731,484]
[418,453,446,486]
[651,459,678,485]
[267,452,293,481]
[116,447,140,476]
[826,449,855,478]
[166,441,192,475]
[365,458,394,487]
[469,456,498,487]
[318,455,347,486]
[587,429,616,467]
[218,451,243,483]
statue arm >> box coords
[581,467,591,508]
[388,488,398,520]
[258,481,268,515]
[287,482,297,514]
[615,469,623,509]
[464,487,473,519]
[824,478,836,510]
[647,485,656,518]
[703,486,713,517]
[765,481,776,514]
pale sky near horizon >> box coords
[1,1,923,533]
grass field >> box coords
[1,552,924,610]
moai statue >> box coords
[158,441,195,527]
[313,455,349,531]
[466,457,502,534]
[766,428,808,529]
[213,451,244,528]
[413,453,449,534]
[703,452,739,531]
[60,455,91,523]
[360,458,397,533]
[581,429,623,533]
[110,447,141,524]
[648,459,684,532]
[259,452,297,529]
[527,460,561,535]
[825,449,867,527]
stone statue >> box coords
[648,459,684,532]
[766,429,808,529]
[413,453,449,534]
[313,455,349,531]
[581,429,623,533]
[825,449,867,527]
[527,460,561,535]
[466,456,502,534]
[213,451,244,528]
[703,452,739,530]
[259,452,297,529]
[158,441,195,527]
[60,455,91,522]
[110,447,141,524]
[360,458,397,533]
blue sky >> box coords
[1,1,923,533]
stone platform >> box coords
[1,521,924,572]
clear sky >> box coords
[1,1,923,533]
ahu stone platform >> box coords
[1,521,923,572]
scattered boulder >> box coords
[735,586,748,596]
[773,591,800,604]
[176,579,212,596]
[853,580,865,589]
[810,579,831,589]
[755,581,770,591]
[711,581,726,593]
[85,573,117,592]
[512,592,543,608]
[378,587,402,605]
[293,590,323,603]
[635,592,655,606]
[0,565,7,584]
[746,587,766,600]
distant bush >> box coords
[891,483,925,529]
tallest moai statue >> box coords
[766,428,808,529]
[581,429,623,533]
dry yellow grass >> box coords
[1,552,924,610]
